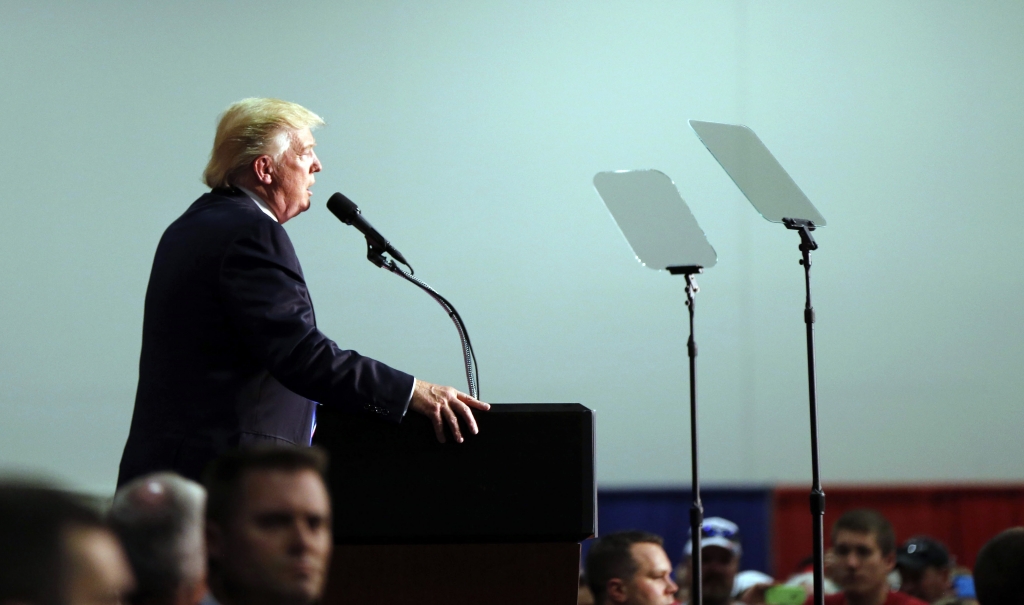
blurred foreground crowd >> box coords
[5,449,1024,605]
[1,446,330,605]
[579,510,1024,605]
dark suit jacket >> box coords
[118,188,414,486]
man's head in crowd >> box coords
[683,517,743,605]
[108,473,206,605]
[203,446,332,605]
[830,509,896,604]
[586,531,678,605]
[896,536,951,604]
[0,483,134,605]
[973,527,1024,605]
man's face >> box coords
[699,545,740,604]
[832,530,895,598]
[619,542,678,605]
[64,526,135,605]
[899,566,950,603]
[267,127,321,223]
[209,468,332,605]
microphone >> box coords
[327,192,411,268]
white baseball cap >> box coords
[684,516,742,556]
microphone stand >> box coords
[782,218,825,605]
[365,240,479,399]
[668,264,704,605]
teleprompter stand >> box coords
[669,265,707,605]
[783,217,826,604]
[594,169,718,605]
[690,120,828,605]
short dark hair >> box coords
[202,445,328,525]
[831,509,895,556]
[586,530,664,604]
[974,527,1024,605]
[0,482,105,605]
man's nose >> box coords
[289,522,319,552]
[667,578,680,595]
[311,152,322,173]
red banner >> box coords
[772,485,1024,576]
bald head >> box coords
[109,473,206,605]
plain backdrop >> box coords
[2,1,1022,495]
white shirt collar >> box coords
[236,186,279,223]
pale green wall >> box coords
[2,1,1022,494]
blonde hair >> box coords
[202,98,325,189]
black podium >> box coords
[312,403,596,605]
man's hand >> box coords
[738,582,776,605]
[409,379,490,443]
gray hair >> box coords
[109,473,206,605]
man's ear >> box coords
[252,155,275,185]
[883,550,896,573]
[607,578,629,603]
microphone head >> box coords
[327,192,360,225]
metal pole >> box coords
[784,219,826,605]
[684,270,704,605]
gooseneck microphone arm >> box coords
[368,246,479,400]
[327,193,479,399]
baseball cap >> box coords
[684,517,742,556]
[897,536,950,570]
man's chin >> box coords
[268,582,323,605]
[282,201,311,223]
[839,581,871,596]
[703,586,732,602]
[221,577,323,605]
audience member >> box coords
[202,447,332,605]
[973,527,1024,605]
[586,530,679,605]
[0,483,135,605]
[784,553,840,601]
[897,537,952,604]
[735,571,775,599]
[678,517,772,605]
[109,473,207,605]
[822,509,927,605]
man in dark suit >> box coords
[118,98,488,486]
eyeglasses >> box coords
[701,524,740,540]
